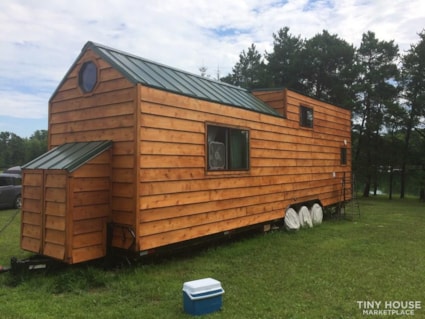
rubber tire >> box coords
[284,208,300,231]
[310,203,323,226]
[298,206,313,228]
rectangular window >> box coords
[300,106,313,128]
[207,125,249,171]
[341,147,347,165]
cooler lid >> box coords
[182,278,222,295]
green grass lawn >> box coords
[0,198,424,318]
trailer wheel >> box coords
[310,203,323,225]
[284,208,300,231]
[298,206,313,228]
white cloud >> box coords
[0,0,424,136]
[0,89,48,119]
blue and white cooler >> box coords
[182,278,224,316]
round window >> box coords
[79,61,97,93]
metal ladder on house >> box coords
[339,173,361,220]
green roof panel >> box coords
[83,41,280,118]
[22,141,112,172]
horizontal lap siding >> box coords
[71,152,111,263]
[21,170,44,253]
[138,87,351,250]
[132,89,278,249]
[252,90,286,116]
[254,89,351,206]
[22,158,111,264]
[285,90,352,206]
[42,171,67,261]
[49,49,137,250]
[21,170,68,260]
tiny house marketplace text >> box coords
[357,300,421,316]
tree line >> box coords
[0,130,48,171]
[219,27,425,200]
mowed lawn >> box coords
[0,197,424,318]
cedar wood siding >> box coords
[21,170,70,260]
[252,89,287,117]
[47,48,351,254]
[137,86,351,250]
[70,151,111,263]
[21,170,44,254]
[21,152,111,264]
[48,49,138,251]
[254,89,352,206]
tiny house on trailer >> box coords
[21,41,352,264]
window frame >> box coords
[206,124,250,172]
[78,60,98,93]
[300,105,314,128]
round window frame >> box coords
[78,61,98,93]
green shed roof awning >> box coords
[22,141,112,172]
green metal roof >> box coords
[76,41,280,117]
[22,141,112,172]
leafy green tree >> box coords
[265,27,304,90]
[352,31,400,197]
[0,132,25,168]
[221,43,269,89]
[400,31,425,198]
[0,130,48,169]
[299,30,357,108]
[382,103,407,199]
[25,130,48,163]
[408,129,425,200]
[413,128,425,201]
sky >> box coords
[0,0,424,138]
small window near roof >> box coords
[300,106,313,128]
[79,61,97,93]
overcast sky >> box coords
[1,0,424,137]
